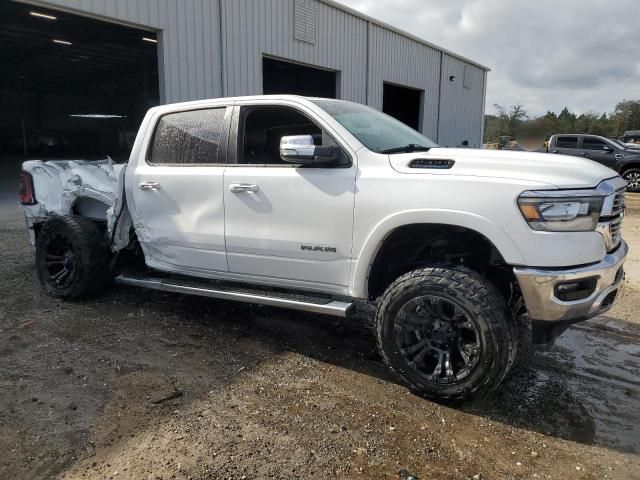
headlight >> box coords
[517,195,603,231]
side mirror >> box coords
[603,145,614,153]
[279,135,340,165]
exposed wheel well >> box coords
[367,223,517,301]
[621,163,640,173]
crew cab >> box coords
[19,96,628,401]
[548,133,640,192]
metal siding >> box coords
[437,54,486,148]
[32,0,223,103]
[23,0,486,145]
[368,24,440,138]
[221,0,367,102]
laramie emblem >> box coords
[301,245,337,253]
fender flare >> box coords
[349,209,525,298]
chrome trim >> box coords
[114,275,352,317]
[514,240,628,322]
[596,215,623,251]
[519,176,627,199]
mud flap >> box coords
[531,318,584,345]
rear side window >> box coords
[149,108,227,164]
[583,137,607,150]
[556,136,578,148]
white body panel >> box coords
[22,95,622,300]
[223,165,356,292]
[127,164,228,273]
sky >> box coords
[336,0,639,117]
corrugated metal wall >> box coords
[437,54,487,148]
[220,0,368,103]
[29,0,224,104]
[367,23,441,140]
[22,0,487,145]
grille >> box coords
[609,217,622,249]
[612,189,625,216]
[599,188,625,252]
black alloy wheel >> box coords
[394,295,481,385]
[376,266,518,402]
[35,216,111,299]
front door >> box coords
[580,136,618,169]
[128,106,232,275]
[223,102,357,294]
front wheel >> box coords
[622,168,640,193]
[376,266,517,402]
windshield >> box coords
[311,99,439,153]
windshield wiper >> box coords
[381,144,432,154]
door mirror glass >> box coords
[603,145,614,152]
[280,135,339,165]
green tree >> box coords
[483,99,640,143]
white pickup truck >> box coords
[19,95,628,401]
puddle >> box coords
[541,317,640,453]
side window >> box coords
[149,108,227,164]
[556,136,578,149]
[582,137,607,150]
[239,106,345,166]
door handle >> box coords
[229,183,259,193]
[139,181,161,191]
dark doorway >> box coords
[0,1,160,163]
[382,83,422,131]
[263,57,337,98]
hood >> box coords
[388,148,620,189]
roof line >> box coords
[319,0,491,71]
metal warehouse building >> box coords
[0,0,489,162]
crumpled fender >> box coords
[21,159,129,250]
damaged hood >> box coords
[389,148,620,189]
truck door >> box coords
[127,106,232,274]
[580,136,619,170]
[551,135,580,156]
[223,102,357,294]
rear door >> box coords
[580,136,618,169]
[127,106,232,274]
[222,101,357,294]
[551,135,580,157]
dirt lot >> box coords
[1,165,639,479]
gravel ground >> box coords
[1,166,639,479]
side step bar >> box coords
[114,274,353,317]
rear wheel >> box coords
[376,266,517,402]
[622,168,640,193]
[35,216,111,299]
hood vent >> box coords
[409,158,455,169]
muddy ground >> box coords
[1,162,639,479]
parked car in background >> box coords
[613,139,640,150]
[548,134,640,192]
[623,130,640,144]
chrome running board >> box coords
[114,274,353,317]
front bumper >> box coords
[514,240,627,343]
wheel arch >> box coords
[350,210,525,299]
[620,163,640,175]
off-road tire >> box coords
[376,266,517,402]
[35,216,111,299]
[622,168,640,193]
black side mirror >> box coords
[603,145,614,153]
